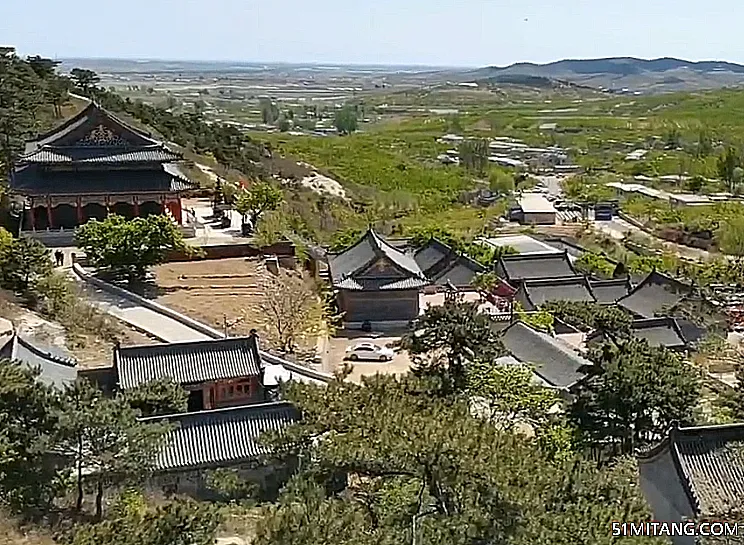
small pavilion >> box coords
[11,102,197,231]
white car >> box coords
[345,342,395,362]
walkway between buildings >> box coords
[79,281,211,343]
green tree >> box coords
[26,55,58,80]
[717,215,744,256]
[328,227,363,252]
[26,55,72,118]
[0,51,44,176]
[627,255,664,275]
[696,128,713,158]
[234,182,283,232]
[717,146,741,192]
[664,126,681,149]
[685,175,705,193]
[0,358,61,514]
[406,225,463,250]
[257,375,661,545]
[260,98,280,125]
[26,55,69,118]
[574,252,616,278]
[277,117,291,132]
[488,169,515,195]
[466,360,557,430]
[570,339,700,455]
[57,380,170,518]
[458,139,490,173]
[74,214,190,283]
[515,303,554,333]
[204,468,258,501]
[68,492,222,545]
[400,295,506,393]
[541,300,632,336]
[0,235,53,294]
[471,271,500,292]
[734,167,744,194]
[123,378,188,417]
[70,68,100,94]
[334,105,358,135]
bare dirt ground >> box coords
[152,258,317,354]
[73,327,157,367]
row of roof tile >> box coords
[115,335,261,390]
[639,422,744,518]
[20,145,182,165]
[143,401,300,471]
[516,276,633,309]
[0,332,78,388]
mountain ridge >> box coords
[469,57,744,93]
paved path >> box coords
[79,282,211,343]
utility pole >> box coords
[223,314,245,338]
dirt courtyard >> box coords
[152,257,319,354]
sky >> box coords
[2,0,744,67]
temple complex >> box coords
[11,102,197,232]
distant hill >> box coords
[468,57,744,93]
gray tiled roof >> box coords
[618,271,690,318]
[518,276,596,309]
[638,423,744,517]
[25,102,160,153]
[0,333,78,388]
[20,145,182,165]
[629,318,688,349]
[12,164,198,195]
[589,278,632,304]
[586,317,689,349]
[431,261,483,287]
[328,230,428,291]
[413,239,450,273]
[413,239,485,287]
[116,336,261,390]
[143,401,300,471]
[676,319,706,346]
[496,251,577,282]
[500,321,591,389]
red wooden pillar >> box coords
[133,196,140,218]
[76,197,83,225]
[46,199,54,229]
[170,199,183,225]
[104,196,111,216]
[160,195,167,215]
